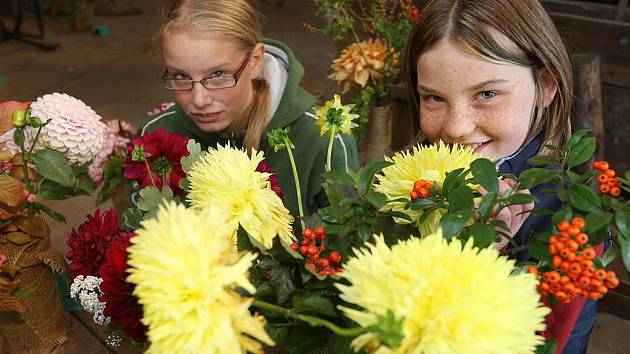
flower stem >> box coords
[252,299,366,337]
[283,138,306,230]
[326,126,337,172]
[144,159,157,187]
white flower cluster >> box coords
[69,275,110,326]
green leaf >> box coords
[478,191,497,219]
[585,211,612,234]
[122,207,143,232]
[327,335,355,354]
[447,185,474,211]
[566,128,590,149]
[387,211,413,222]
[31,202,66,223]
[568,184,601,213]
[282,326,330,354]
[441,209,473,239]
[75,173,96,194]
[357,223,372,241]
[365,191,387,209]
[567,137,596,168]
[265,325,288,346]
[359,160,393,192]
[470,158,498,192]
[469,223,498,248]
[407,198,436,210]
[292,293,337,317]
[13,129,25,147]
[528,238,552,263]
[527,155,556,166]
[270,265,295,305]
[371,310,405,349]
[601,244,620,267]
[236,226,253,252]
[530,209,554,216]
[552,209,572,226]
[136,186,174,220]
[535,338,557,354]
[617,233,630,273]
[31,149,75,187]
[37,179,90,200]
[324,170,355,187]
[442,168,465,195]
[518,168,560,189]
[615,208,630,238]
[181,139,201,173]
[504,193,538,205]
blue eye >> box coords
[424,95,444,103]
[480,91,496,99]
[171,73,189,80]
[210,71,225,79]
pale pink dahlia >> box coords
[30,93,107,164]
[88,119,136,184]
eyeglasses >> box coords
[162,51,251,91]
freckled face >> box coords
[416,39,536,161]
[162,30,260,133]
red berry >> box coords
[329,251,341,263]
[290,243,299,251]
[307,262,317,271]
[315,226,326,237]
[301,238,311,246]
[300,246,309,256]
[318,258,330,268]
[303,228,313,239]
[307,245,318,256]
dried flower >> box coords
[328,38,396,93]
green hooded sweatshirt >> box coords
[142,38,360,219]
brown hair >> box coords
[404,0,573,155]
[161,0,270,149]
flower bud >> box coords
[27,115,42,128]
[11,109,26,128]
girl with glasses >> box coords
[143,0,359,219]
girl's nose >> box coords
[442,104,476,142]
[191,83,214,108]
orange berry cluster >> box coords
[290,226,342,277]
[410,179,433,200]
[593,161,622,197]
[529,217,619,303]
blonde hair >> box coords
[161,0,270,149]
[404,0,573,155]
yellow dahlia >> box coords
[337,232,549,354]
[373,141,480,234]
[313,94,359,136]
[127,202,274,354]
[187,144,295,249]
[328,38,396,94]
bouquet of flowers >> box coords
[0,93,109,352]
[311,0,419,146]
[65,94,629,354]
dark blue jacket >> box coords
[498,133,597,354]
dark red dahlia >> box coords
[99,234,148,344]
[66,208,122,279]
[123,128,189,194]
[256,160,284,201]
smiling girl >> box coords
[405,1,597,353]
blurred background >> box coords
[1,0,629,353]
